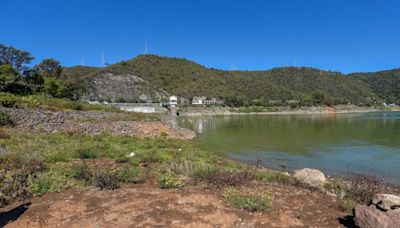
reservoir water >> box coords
[179,112,400,185]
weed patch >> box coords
[223,188,273,212]
[93,170,120,190]
[28,171,72,196]
[0,154,44,206]
[158,171,182,189]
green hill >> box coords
[62,54,397,106]
[349,69,400,104]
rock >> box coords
[354,205,400,228]
[293,168,326,188]
[372,194,400,211]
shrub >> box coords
[0,111,14,126]
[339,199,358,213]
[344,173,385,204]
[71,101,82,110]
[223,188,273,212]
[69,164,92,181]
[27,171,71,196]
[0,154,44,207]
[160,131,168,137]
[77,149,98,159]
[116,167,140,183]
[255,171,292,185]
[195,168,253,187]
[158,172,182,189]
[0,92,17,107]
[93,170,120,190]
[323,179,346,196]
[45,153,69,163]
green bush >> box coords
[69,164,92,181]
[223,188,273,212]
[0,111,14,126]
[158,172,182,189]
[116,167,140,183]
[93,170,120,190]
[255,171,291,184]
[45,152,69,163]
[27,171,72,196]
[0,154,44,207]
[339,199,358,213]
[0,92,17,107]
[77,149,98,159]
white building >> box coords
[192,96,206,105]
[169,95,178,106]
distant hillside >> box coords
[61,54,398,106]
[349,69,400,104]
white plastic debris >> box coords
[126,152,135,158]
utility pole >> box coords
[81,56,85,66]
[144,41,148,54]
[101,53,105,66]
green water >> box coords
[179,112,400,184]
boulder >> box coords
[354,205,400,228]
[293,168,326,188]
[372,194,400,211]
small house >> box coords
[169,95,178,105]
[192,96,206,105]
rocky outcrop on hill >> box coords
[81,73,168,103]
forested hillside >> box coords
[349,69,400,104]
[65,54,386,106]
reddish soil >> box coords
[2,183,351,228]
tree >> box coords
[0,44,34,72]
[312,92,327,105]
[23,69,44,93]
[34,58,62,78]
[43,78,60,97]
[0,64,18,91]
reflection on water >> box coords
[179,112,400,184]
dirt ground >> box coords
[1,182,352,228]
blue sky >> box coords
[1,0,399,73]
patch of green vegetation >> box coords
[158,171,182,189]
[0,111,13,126]
[223,187,273,212]
[0,129,218,166]
[28,170,74,196]
[116,167,141,183]
[0,92,120,112]
[339,199,358,213]
[255,170,291,184]
[77,149,99,159]
[0,153,44,207]
[68,164,92,181]
[0,92,17,107]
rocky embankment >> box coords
[1,107,195,140]
[81,73,168,103]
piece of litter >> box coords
[126,152,135,157]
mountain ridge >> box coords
[61,54,400,105]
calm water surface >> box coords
[179,112,400,184]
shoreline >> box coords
[180,107,399,117]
